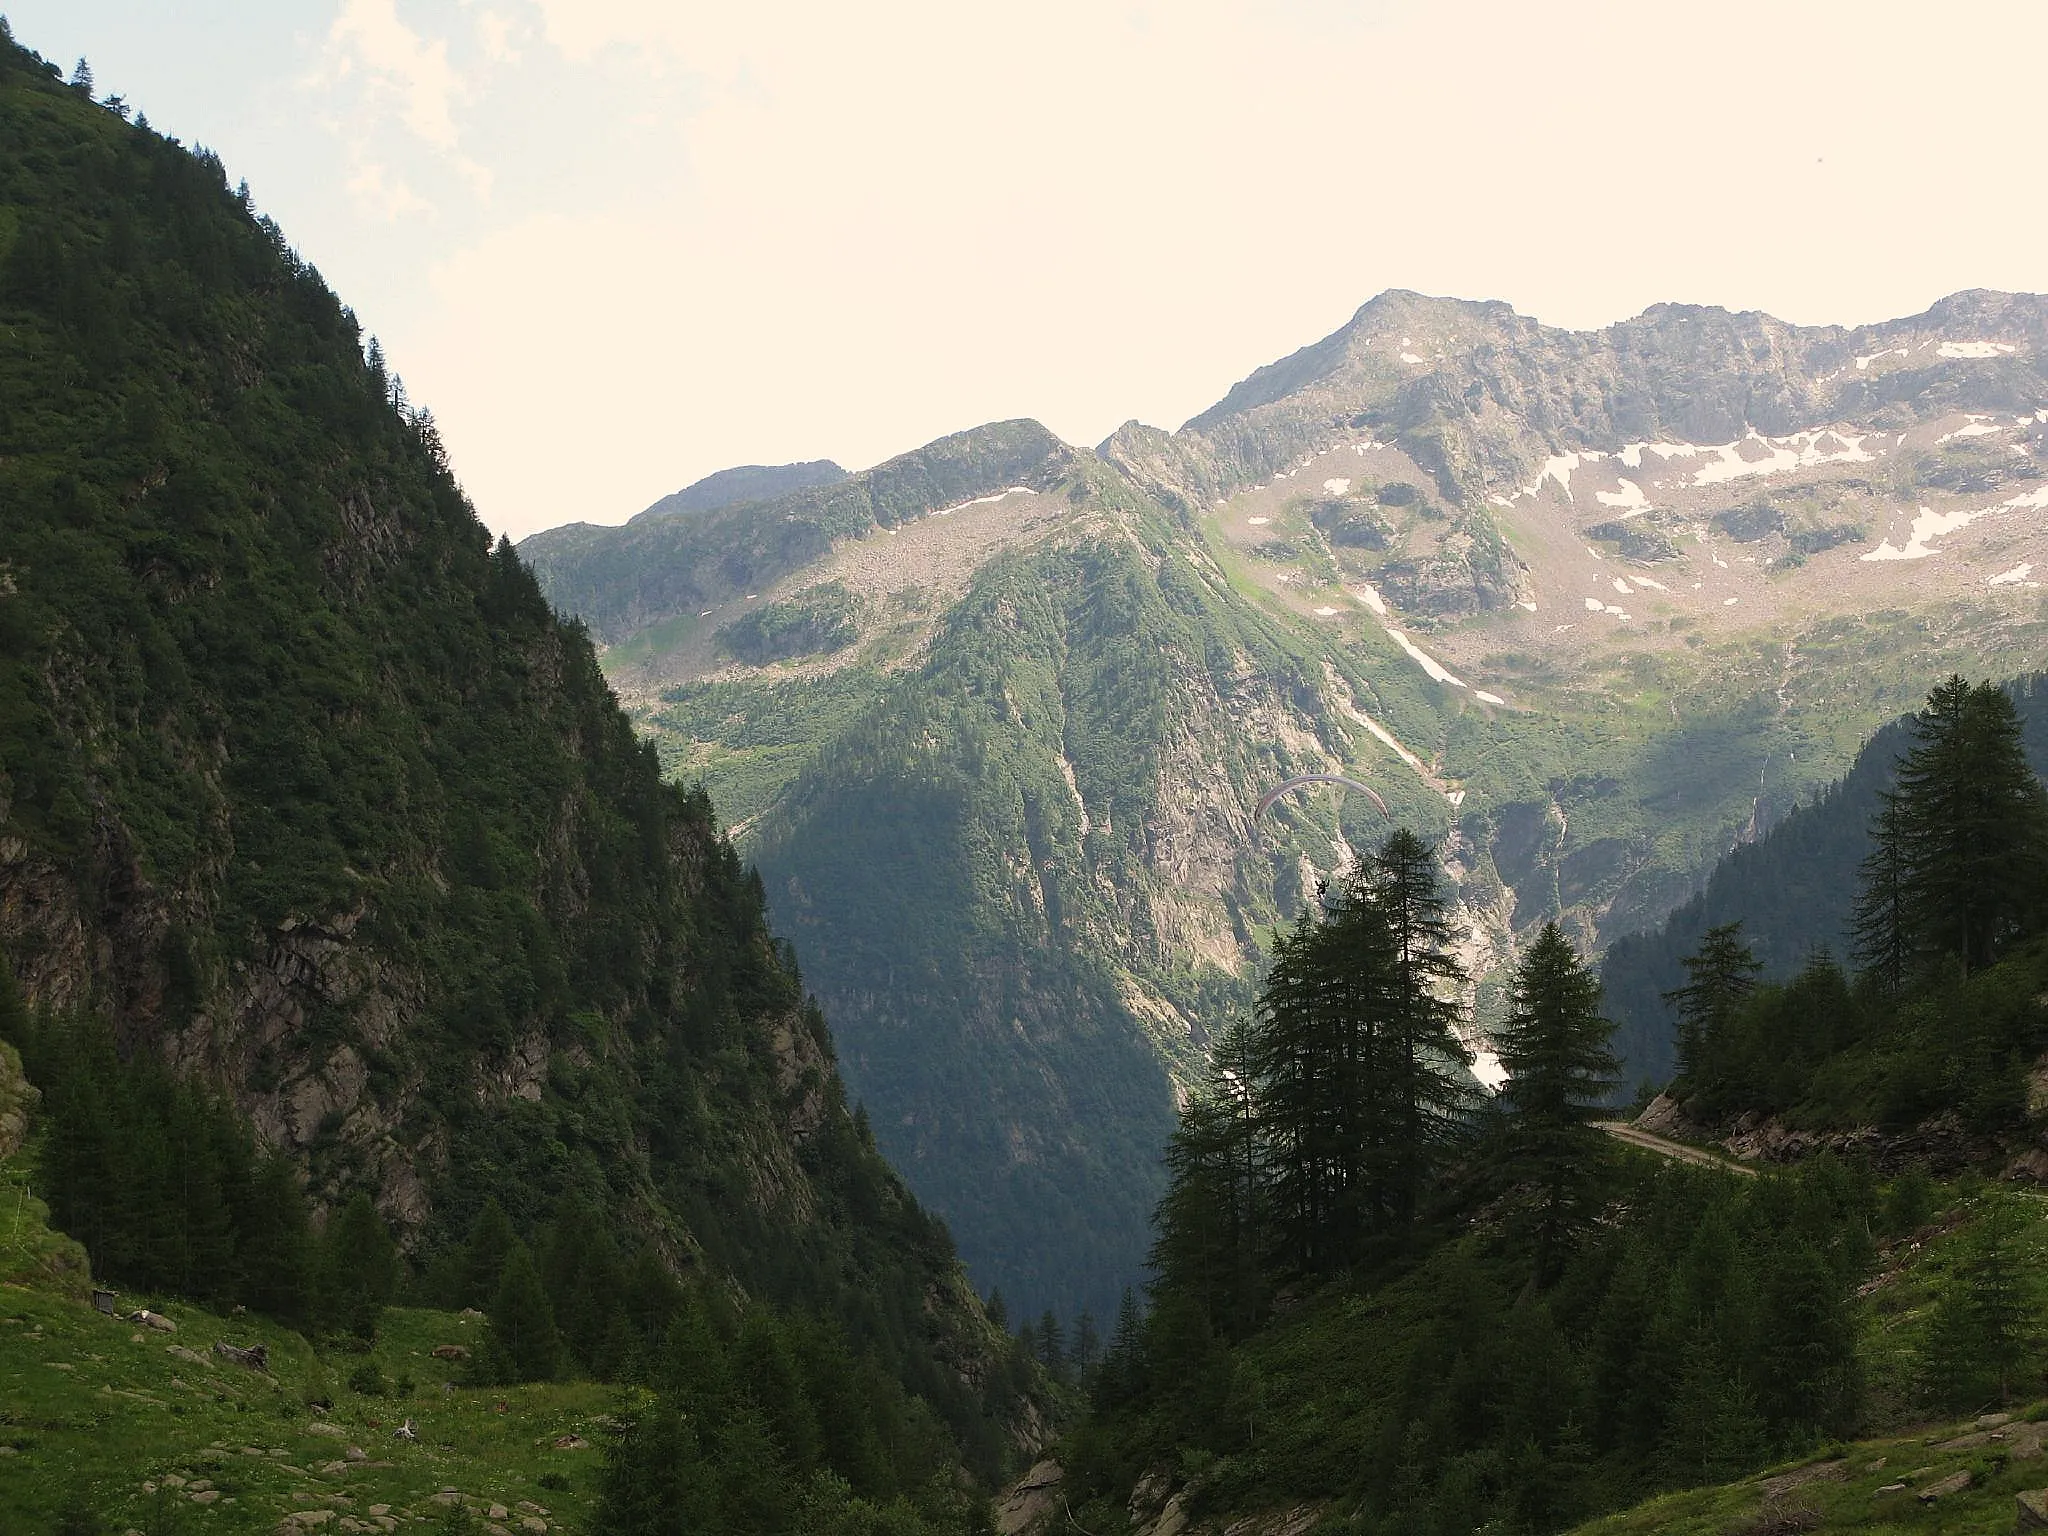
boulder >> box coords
[1919,1470,1973,1502]
[215,1340,270,1372]
[2016,1488,2048,1529]
[131,1310,176,1333]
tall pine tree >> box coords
[1664,923,1761,1088]
[1879,676,2048,977]
[1851,797,1911,993]
[1361,829,1473,1228]
[1492,922,1619,1281]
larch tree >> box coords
[1360,829,1474,1228]
[1851,796,1911,994]
[1886,677,2048,976]
[1492,922,1619,1281]
[1664,923,1761,1087]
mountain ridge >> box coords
[633,457,848,523]
[525,283,2048,1315]
[0,31,1034,1481]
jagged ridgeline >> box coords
[0,26,1030,1479]
[1601,673,2048,1084]
[526,270,2048,1330]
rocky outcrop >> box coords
[995,1459,1064,1536]
[1118,1467,1324,1536]
[1174,288,2048,514]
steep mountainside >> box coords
[1600,673,2048,1084]
[0,31,1029,1470]
[527,288,2048,1317]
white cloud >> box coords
[347,159,432,221]
[326,0,465,150]
[470,7,520,64]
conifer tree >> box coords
[1095,1287,1145,1408]
[319,1193,398,1341]
[237,1154,313,1322]
[1851,797,1911,993]
[1360,829,1473,1227]
[1922,1193,2032,1406]
[1753,1240,1859,1435]
[1249,903,1365,1274]
[1492,922,1619,1281]
[476,1241,566,1384]
[1151,1018,1265,1336]
[1251,834,1470,1275]
[1664,923,1761,1086]
[538,1196,626,1375]
[1880,677,2048,976]
[1660,1337,1767,1486]
[460,1197,517,1308]
[736,1310,821,1471]
[1036,1310,1065,1375]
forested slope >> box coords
[750,489,1459,1321]
[1601,673,2048,1087]
[0,23,1030,1501]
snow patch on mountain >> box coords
[1595,477,1652,513]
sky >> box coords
[9,1,2047,540]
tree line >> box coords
[1062,829,1879,1531]
[1673,675,2048,1128]
[1143,828,1621,1345]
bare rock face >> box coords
[1632,1092,1692,1139]
[995,1460,1064,1536]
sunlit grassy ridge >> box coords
[2,1141,609,1535]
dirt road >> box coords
[1594,1120,1759,1176]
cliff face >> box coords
[0,33,1032,1458]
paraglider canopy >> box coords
[1253,774,1390,823]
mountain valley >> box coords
[525,289,2048,1318]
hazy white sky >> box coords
[10,1,2046,538]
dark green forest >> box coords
[1668,677,2048,1139]
[0,27,1030,1532]
[1601,673,2048,1087]
[1057,674,2048,1534]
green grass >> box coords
[0,1139,611,1535]
[0,1280,617,1536]
[1569,1414,2048,1536]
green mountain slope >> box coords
[1601,673,2048,1085]
[748,480,1466,1318]
[0,23,1030,1492]
[638,458,848,521]
[522,277,2048,1320]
